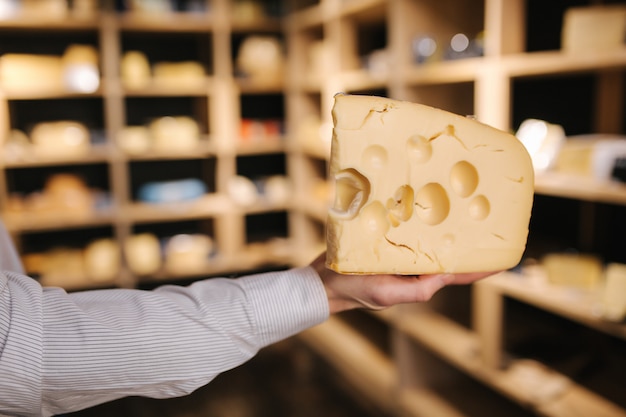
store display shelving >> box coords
[0,0,300,289]
[0,0,624,415]
[286,0,626,416]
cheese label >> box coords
[326,94,534,274]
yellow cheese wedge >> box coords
[326,94,534,274]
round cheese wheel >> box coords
[124,233,161,276]
[84,238,120,282]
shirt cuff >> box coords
[239,266,330,348]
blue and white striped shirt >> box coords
[0,233,329,416]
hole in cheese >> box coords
[415,183,450,226]
[450,160,479,197]
[359,201,390,237]
[362,144,388,170]
[386,185,415,227]
[407,134,433,163]
[469,195,490,220]
[330,168,371,220]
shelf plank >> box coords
[1,209,116,232]
[339,69,388,92]
[339,0,387,21]
[117,12,214,32]
[298,316,398,414]
[123,195,231,224]
[480,271,626,341]
[503,48,626,79]
[534,172,626,206]
[120,140,218,161]
[122,78,213,97]
[230,17,283,33]
[399,387,469,417]
[0,15,101,30]
[2,146,112,168]
[391,306,626,417]
[1,86,104,100]
[234,140,285,155]
[404,57,483,85]
[284,4,324,30]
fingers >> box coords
[367,274,451,306]
[443,271,501,285]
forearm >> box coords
[0,267,329,416]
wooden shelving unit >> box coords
[0,0,303,289]
[286,0,626,416]
[1,0,624,415]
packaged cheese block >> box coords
[326,94,534,274]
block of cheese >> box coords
[562,5,626,53]
[543,252,603,289]
[31,120,90,158]
[602,263,626,321]
[0,54,63,92]
[326,94,534,274]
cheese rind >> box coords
[326,94,534,274]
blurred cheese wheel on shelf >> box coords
[124,233,162,276]
[43,173,93,215]
[153,61,205,88]
[0,54,64,91]
[150,116,200,152]
[261,175,291,205]
[121,50,151,89]
[227,175,258,206]
[84,238,120,283]
[62,44,100,93]
[165,234,214,273]
[31,121,90,158]
[543,252,603,289]
[117,126,151,155]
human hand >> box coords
[310,253,498,314]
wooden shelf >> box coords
[2,209,116,232]
[0,15,101,30]
[404,57,482,85]
[120,140,218,161]
[339,69,389,92]
[502,48,626,79]
[230,17,283,33]
[0,0,295,289]
[380,304,626,417]
[1,146,112,168]
[121,79,213,97]
[534,172,626,206]
[1,86,104,100]
[117,12,215,32]
[124,195,231,224]
[284,4,324,30]
[298,316,398,415]
[286,2,626,415]
[480,271,626,341]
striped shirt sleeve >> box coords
[0,267,329,417]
